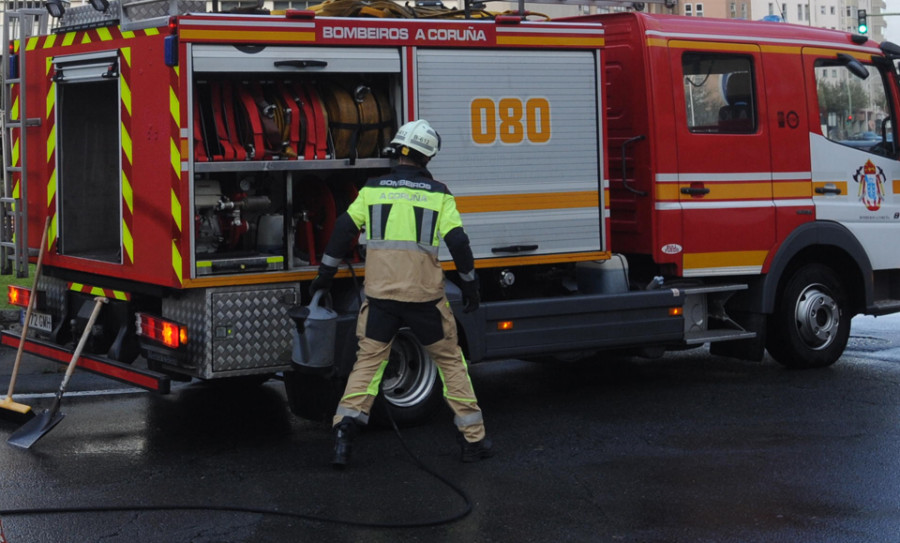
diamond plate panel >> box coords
[163,283,299,379]
[60,2,122,29]
[121,0,206,24]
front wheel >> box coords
[371,329,444,427]
[767,263,851,369]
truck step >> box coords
[683,329,757,345]
[870,299,900,315]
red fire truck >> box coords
[3,0,899,424]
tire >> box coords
[767,263,851,369]
[371,328,444,427]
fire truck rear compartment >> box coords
[57,75,120,263]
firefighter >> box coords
[310,119,492,468]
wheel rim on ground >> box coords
[381,330,438,408]
[793,283,839,351]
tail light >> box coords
[7,285,30,308]
[135,312,188,349]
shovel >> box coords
[0,216,50,423]
[8,296,108,449]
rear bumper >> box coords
[1,331,171,393]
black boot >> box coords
[332,419,358,469]
[459,433,494,463]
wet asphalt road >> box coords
[0,315,899,542]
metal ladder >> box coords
[0,4,48,277]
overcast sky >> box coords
[885,0,900,42]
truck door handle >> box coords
[274,60,328,69]
[680,187,710,196]
[491,244,539,254]
[815,186,842,195]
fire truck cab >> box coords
[595,12,900,368]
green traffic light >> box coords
[859,23,868,34]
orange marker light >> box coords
[7,286,30,308]
[497,321,514,331]
[669,307,683,316]
[161,322,179,348]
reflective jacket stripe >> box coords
[367,239,440,256]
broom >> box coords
[0,217,51,422]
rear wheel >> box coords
[372,329,444,427]
[767,263,850,369]
[283,369,344,423]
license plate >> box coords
[24,311,52,333]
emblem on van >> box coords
[853,159,886,212]
[661,243,683,254]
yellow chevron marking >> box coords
[97,27,113,41]
[172,241,183,284]
[49,214,57,249]
[123,171,133,213]
[171,188,182,232]
[46,124,56,164]
[46,82,55,119]
[121,78,132,117]
[47,169,56,207]
[169,86,179,126]
[123,220,133,263]
[170,138,180,177]
[122,123,132,164]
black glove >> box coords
[310,264,337,296]
[459,273,480,313]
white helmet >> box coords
[391,119,441,158]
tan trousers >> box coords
[333,297,486,442]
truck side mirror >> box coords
[880,41,900,59]
[837,53,870,80]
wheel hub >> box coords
[794,284,839,350]
[381,331,438,408]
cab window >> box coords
[682,53,757,134]
[815,59,895,156]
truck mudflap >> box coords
[1,331,171,394]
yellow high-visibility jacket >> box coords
[322,165,475,302]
